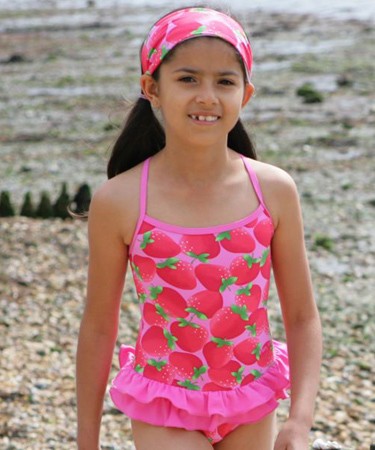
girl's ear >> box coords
[140,74,160,108]
[242,82,255,108]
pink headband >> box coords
[140,7,253,82]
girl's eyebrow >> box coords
[173,67,240,77]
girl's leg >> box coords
[131,419,214,450]
[213,411,277,450]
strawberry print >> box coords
[143,359,176,383]
[139,221,155,234]
[233,337,261,365]
[149,286,188,318]
[258,341,274,367]
[170,319,209,352]
[143,302,169,327]
[195,264,237,292]
[254,218,274,246]
[247,308,269,337]
[210,305,250,339]
[157,258,197,290]
[203,337,233,369]
[169,352,207,379]
[132,255,156,282]
[260,249,271,278]
[235,283,262,312]
[140,230,180,257]
[180,234,220,262]
[186,290,223,318]
[141,325,177,357]
[133,276,147,303]
[208,360,244,388]
[202,382,232,392]
[245,218,258,229]
[216,227,255,253]
[241,369,262,386]
[230,254,260,285]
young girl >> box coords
[76,6,322,450]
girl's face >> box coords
[141,37,254,149]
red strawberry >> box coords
[218,423,235,439]
[260,249,271,278]
[235,283,262,312]
[141,325,177,357]
[208,360,244,388]
[245,218,258,229]
[203,337,233,369]
[132,255,156,282]
[216,228,255,253]
[246,308,269,337]
[156,258,197,290]
[258,341,274,367]
[143,302,169,327]
[195,264,237,292]
[169,352,207,379]
[233,337,261,365]
[241,369,262,386]
[149,286,188,318]
[202,382,232,392]
[143,359,176,383]
[139,221,155,234]
[186,290,223,319]
[170,319,209,352]
[210,305,250,339]
[140,230,180,258]
[180,234,220,262]
[230,255,260,285]
[133,276,147,303]
[254,218,274,246]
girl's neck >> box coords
[155,144,236,187]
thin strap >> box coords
[139,157,150,218]
[240,154,266,207]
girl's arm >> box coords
[269,171,322,449]
[76,186,128,450]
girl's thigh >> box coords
[131,419,213,450]
[214,411,277,450]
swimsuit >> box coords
[110,155,290,444]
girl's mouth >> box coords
[189,115,220,122]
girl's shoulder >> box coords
[244,157,300,228]
[89,163,144,245]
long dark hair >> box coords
[107,9,257,179]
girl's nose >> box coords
[196,85,219,105]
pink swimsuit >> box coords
[110,155,290,444]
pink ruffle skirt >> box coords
[109,340,289,433]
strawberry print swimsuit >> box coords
[110,155,290,444]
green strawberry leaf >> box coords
[132,263,141,280]
[211,337,233,347]
[134,364,144,373]
[156,258,179,269]
[185,307,208,320]
[140,231,154,249]
[164,330,178,349]
[260,249,270,267]
[231,366,244,383]
[148,48,157,59]
[231,304,249,320]
[138,293,147,303]
[161,45,169,59]
[155,303,169,320]
[191,25,207,36]
[147,359,167,371]
[186,251,210,263]
[252,343,262,360]
[245,324,257,336]
[149,285,163,300]
[250,369,262,379]
[243,254,260,268]
[192,365,207,380]
[177,379,201,390]
[237,283,253,296]
[216,231,231,242]
[220,276,238,293]
[177,318,200,328]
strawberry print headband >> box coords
[140,7,253,82]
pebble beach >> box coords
[0,1,374,449]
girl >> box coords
[76,6,322,450]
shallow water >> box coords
[0,0,374,21]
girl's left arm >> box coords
[269,171,322,449]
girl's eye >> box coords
[219,79,235,86]
[179,76,196,83]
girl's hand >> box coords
[273,418,310,450]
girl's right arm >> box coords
[76,185,129,450]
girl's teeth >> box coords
[191,115,218,122]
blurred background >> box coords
[1,1,374,449]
